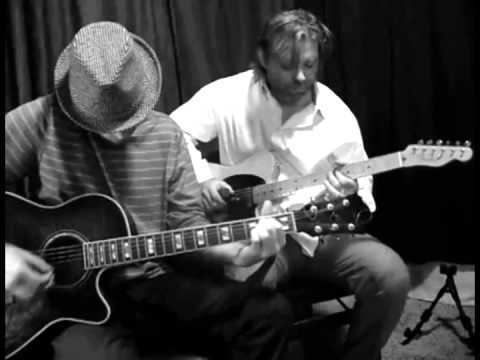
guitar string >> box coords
[30,211,343,265]
[35,206,350,263]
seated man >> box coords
[171,9,410,360]
[5,21,294,360]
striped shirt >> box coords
[5,94,209,277]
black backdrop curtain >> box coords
[5,0,477,264]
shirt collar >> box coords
[256,78,324,129]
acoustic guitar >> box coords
[4,191,368,359]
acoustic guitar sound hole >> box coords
[42,233,87,288]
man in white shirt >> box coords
[171,9,410,360]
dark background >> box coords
[5,0,477,264]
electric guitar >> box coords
[208,141,473,219]
[4,191,369,359]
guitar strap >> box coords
[244,256,277,286]
[88,133,121,200]
[88,134,168,278]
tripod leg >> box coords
[446,277,475,349]
[402,283,448,344]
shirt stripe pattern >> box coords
[5,95,207,235]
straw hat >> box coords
[54,21,162,133]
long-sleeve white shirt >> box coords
[171,69,375,212]
[171,69,376,280]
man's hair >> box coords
[251,9,334,81]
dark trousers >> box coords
[49,271,293,360]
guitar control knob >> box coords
[326,203,334,211]
[342,199,350,207]
[330,223,339,231]
[347,223,356,231]
[314,225,323,234]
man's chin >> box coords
[280,91,310,105]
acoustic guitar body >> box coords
[5,193,130,359]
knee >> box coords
[353,241,410,302]
[249,291,295,332]
[368,244,410,300]
[52,324,138,360]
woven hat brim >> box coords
[54,33,162,134]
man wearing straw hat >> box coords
[5,22,293,360]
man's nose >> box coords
[295,68,306,81]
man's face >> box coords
[264,36,319,106]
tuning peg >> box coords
[417,139,424,145]
[455,140,461,146]
[436,139,443,145]
[314,225,323,234]
[330,223,339,231]
[464,140,471,147]
[445,140,451,145]
[342,198,350,207]
[426,139,433,145]
[347,223,356,231]
[308,205,318,217]
[326,203,334,211]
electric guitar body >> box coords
[208,151,276,220]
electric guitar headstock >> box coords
[401,140,473,168]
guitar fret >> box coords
[154,234,164,256]
[116,239,124,263]
[130,238,139,260]
[98,242,105,265]
[138,236,148,259]
[145,236,156,257]
[94,243,100,266]
[184,230,196,251]
[242,221,248,239]
[195,228,207,248]
[219,225,232,243]
[103,242,111,265]
[123,239,132,261]
[110,240,118,263]
[206,226,220,246]
[214,225,221,246]
[88,243,96,267]
[246,220,257,236]
[231,222,248,241]
[83,243,89,269]
[164,233,174,254]
[173,232,184,252]
[276,214,294,231]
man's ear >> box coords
[257,48,267,68]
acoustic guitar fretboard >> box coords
[83,213,296,269]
